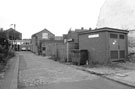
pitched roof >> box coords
[5,28,22,34]
[32,28,55,37]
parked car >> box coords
[21,47,26,51]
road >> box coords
[18,52,135,89]
[0,52,134,89]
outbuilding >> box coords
[79,27,129,65]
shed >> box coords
[79,27,129,65]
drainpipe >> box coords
[66,38,73,62]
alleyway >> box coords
[18,52,135,89]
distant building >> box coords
[65,28,89,48]
[1,28,22,50]
[5,28,22,40]
[0,28,6,39]
[13,39,31,51]
[65,28,89,62]
[55,36,63,40]
[20,39,31,51]
[31,28,55,55]
[0,28,3,32]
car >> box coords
[21,47,26,51]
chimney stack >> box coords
[89,28,92,30]
[81,27,84,30]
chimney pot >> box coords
[81,27,84,30]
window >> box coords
[119,34,125,39]
[25,42,29,45]
[110,34,118,39]
[42,33,48,39]
[120,50,125,58]
[110,51,118,59]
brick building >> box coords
[5,28,22,40]
[31,28,55,55]
[65,28,89,62]
[79,27,129,65]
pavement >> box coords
[71,62,135,88]
[0,53,19,89]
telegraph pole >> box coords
[13,24,16,50]
[10,24,16,50]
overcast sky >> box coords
[0,0,105,39]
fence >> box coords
[41,42,67,62]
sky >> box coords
[0,0,105,39]
[97,0,135,30]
